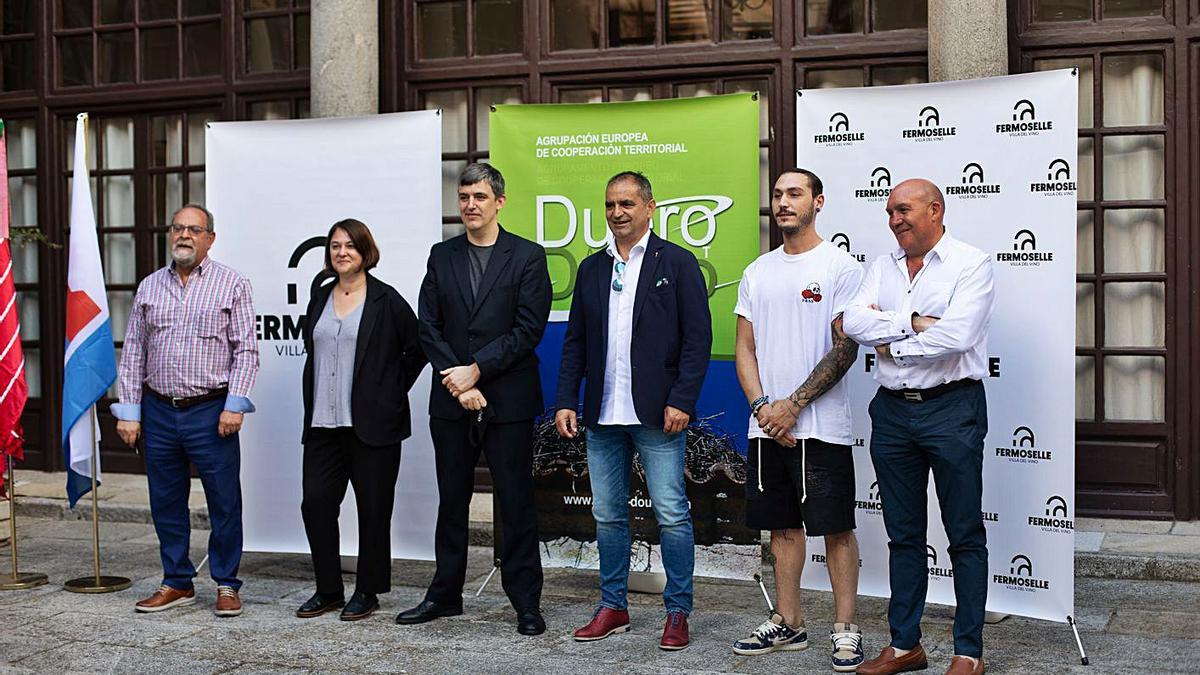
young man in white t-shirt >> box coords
[732,169,865,672]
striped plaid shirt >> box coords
[110,256,259,421]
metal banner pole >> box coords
[0,453,48,590]
[64,406,131,593]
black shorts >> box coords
[744,437,856,536]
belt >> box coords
[879,378,979,403]
[146,386,229,409]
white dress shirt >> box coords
[843,228,995,390]
[598,228,652,425]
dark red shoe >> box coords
[660,611,690,651]
[573,607,631,641]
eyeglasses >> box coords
[611,261,627,292]
[169,224,209,235]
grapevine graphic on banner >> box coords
[490,94,762,579]
[207,112,442,559]
[796,70,1077,623]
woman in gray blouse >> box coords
[295,219,427,621]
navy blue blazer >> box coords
[555,232,712,427]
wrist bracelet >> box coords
[750,395,769,415]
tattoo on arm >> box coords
[787,315,860,411]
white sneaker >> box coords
[831,622,864,672]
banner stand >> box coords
[63,407,132,594]
[1068,615,1090,665]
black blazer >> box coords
[301,273,427,447]
[418,226,552,422]
[555,232,712,428]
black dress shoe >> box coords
[395,599,463,625]
[340,591,379,621]
[295,591,345,619]
[517,607,546,636]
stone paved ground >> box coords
[0,517,1197,673]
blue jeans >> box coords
[143,395,243,591]
[586,424,694,615]
[868,382,989,658]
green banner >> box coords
[489,93,759,359]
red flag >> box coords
[0,120,29,490]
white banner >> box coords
[207,112,442,560]
[796,71,1077,622]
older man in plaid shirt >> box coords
[111,203,259,617]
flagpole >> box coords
[64,405,130,593]
[0,453,47,590]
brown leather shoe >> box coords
[945,656,984,675]
[659,611,690,651]
[573,607,631,641]
[135,585,196,613]
[857,645,929,675]
[215,585,243,617]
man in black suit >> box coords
[398,163,552,636]
[555,171,712,651]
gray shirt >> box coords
[468,242,494,298]
[311,294,364,428]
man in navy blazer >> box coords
[555,171,712,651]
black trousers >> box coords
[426,417,543,611]
[301,427,402,596]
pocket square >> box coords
[655,277,670,288]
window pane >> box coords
[249,100,291,120]
[295,13,309,69]
[142,27,179,80]
[60,0,92,28]
[140,0,176,21]
[1035,0,1091,20]
[9,176,37,228]
[152,115,184,167]
[12,237,38,284]
[807,0,863,35]
[1102,135,1164,200]
[806,68,863,89]
[668,0,711,43]
[442,160,467,218]
[17,291,38,340]
[154,230,169,268]
[552,0,599,50]
[1103,355,1164,421]
[1077,210,1094,273]
[873,0,926,30]
[724,0,771,40]
[103,232,136,284]
[676,81,716,98]
[4,119,36,170]
[155,173,183,225]
[1103,208,1164,273]
[1078,137,1094,201]
[610,86,652,102]
[423,89,468,152]
[759,147,769,207]
[726,78,769,140]
[559,88,602,103]
[475,86,523,150]
[100,0,134,23]
[247,16,291,72]
[99,30,135,83]
[188,112,215,164]
[610,0,654,47]
[1,41,35,91]
[1103,0,1162,17]
[184,21,222,77]
[1104,281,1164,347]
[101,117,135,169]
[1,0,35,33]
[184,0,221,16]
[1102,54,1163,126]
[872,65,926,86]
[108,291,133,342]
[22,347,39,398]
[418,1,466,59]
[103,175,135,227]
[1076,356,1094,420]
[60,34,94,86]
[188,171,205,205]
[1076,283,1094,347]
[247,0,289,8]
[1034,57,1093,128]
[476,0,523,55]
